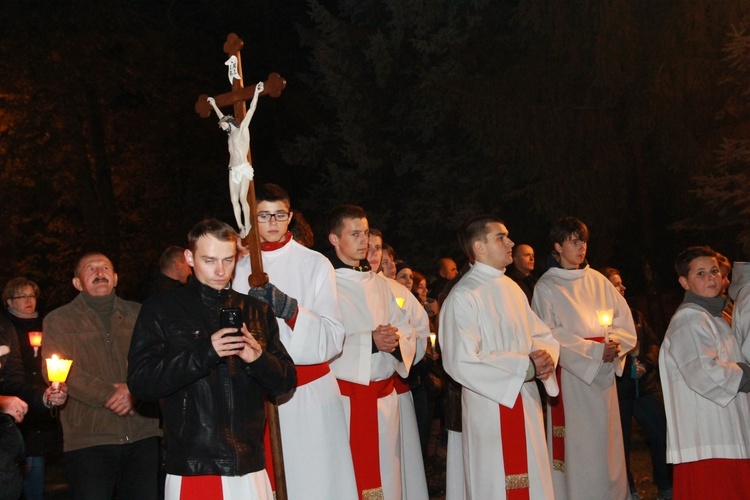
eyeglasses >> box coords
[257,211,290,223]
[12,294,37,300]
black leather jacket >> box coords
[127,278,296,476]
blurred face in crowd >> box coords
[439,258,458,280]
[329,217,369,266]
[513,244,535,275]
[415,278,428,303]
[381,250,397,279]
[174,256,192,284]
[396,267,414,290]
[607,273,626,297]
[186,235,236,291]
[7,285,37,318]
[73,254,118,297]
[368,234,383,272]
[257,200,292,244]
[679,256,722,299]
[555,233,587,270]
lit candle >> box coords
[596,308,613,343]
[28,331,43,358]
[429,333,436,351]
[395,297,405,309]
[46,354,73,391]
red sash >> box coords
[179,475,223,499]
[295,362,330,387]
[337,376,395,499]
[394,375,410,394]
[264,362,331,491]
[501,393,530,499]
[549,336,604,474]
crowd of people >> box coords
[2,183,750,500]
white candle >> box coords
[596,309,613,343]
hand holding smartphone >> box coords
[220,307,243,337]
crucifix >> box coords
[195,33,288,499]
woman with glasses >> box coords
[3,277,63,500]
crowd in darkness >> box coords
[2,183,750,500]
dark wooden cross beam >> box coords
[195,33,288,500]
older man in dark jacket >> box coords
[128,218,296,499]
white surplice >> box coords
[233,239,358,500]
[384,278,430,500]
[440,261,559,500]
[659,302,750,464]
[532,265,636,500]
[331,267,417,500]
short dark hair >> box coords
[327,205,367,237]
[3,277,41,304]
[458,215,504,261]
[674,246,717,277]
[549,216,590,247]
[369,228,383,240]
[598,266,621,280]
[187,219,238,253]
[159,246,186,272]
[256,183,291,206]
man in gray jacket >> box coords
[44,252,161,499]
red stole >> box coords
[549,336,604,474]
[501,393,530,499]
[337,376,395,499]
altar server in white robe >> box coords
[326,205,417,500]
[440,214,559,500]
[531,216,636,500]
[659,246,750,499]
[234,184,357,500]
[368,230,430,500]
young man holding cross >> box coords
[233,183,358,499]
[326,205,418,499]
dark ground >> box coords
[43,419,659,499]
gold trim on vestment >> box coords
[505,473,530,490]
[362,487,384,500]
[553,459,565,472]
[552,425,565,438]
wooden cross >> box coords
[195,33,286,288]
[195,33,288,500]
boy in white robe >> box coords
[440,214,559,499]
[659,246,750,499]
[368,230,430,500]
[233,184,357,500]
[531,216,636,500]
[326,205,417,500]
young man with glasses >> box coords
[233,184,358,500]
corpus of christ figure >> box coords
[207,81,263,238]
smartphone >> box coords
[220,307,243,337]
